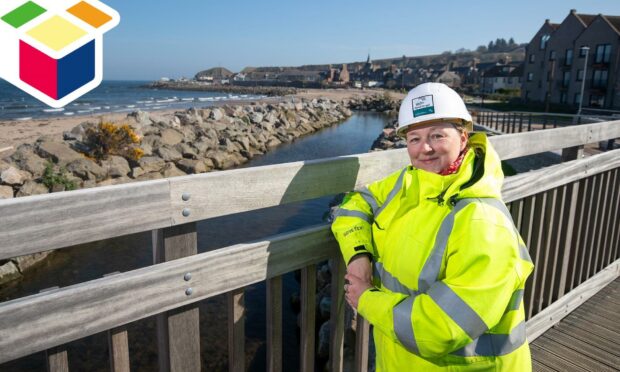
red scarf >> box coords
[439,148,468,175]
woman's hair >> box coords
[451,121,468,134]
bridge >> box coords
[0,115,618,371]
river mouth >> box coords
[0,112,390,371]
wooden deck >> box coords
[531,277,620,372]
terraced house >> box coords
[522,9,620,110]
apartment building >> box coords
[522,9,620,110]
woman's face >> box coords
[405,122,468,174]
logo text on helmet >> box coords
[412,95,434,118]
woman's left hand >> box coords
[344,272,373,309]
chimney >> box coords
[570,9,577,14]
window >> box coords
[540,34,550,50]
[576,69,584,81]
[563,71,570,87]
[579,46,588,57]
[527,72,534,81]
[529,54,535,63]
[590,94,605,107]
[594,44,611,63]
[560,92,567,104]
[549,50,556,61]
[574,92,582,105]
[565,49,573,66]
[592,70,609,88]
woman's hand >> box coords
[347,254,372,283]
[344,272,373,309]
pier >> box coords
[0,117,619,371]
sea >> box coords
[0,80,267,121]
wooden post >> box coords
[266,276,282,372]
[528,114,532,131]
[561,146,584,162]
[228,288,245,372]
[153,223,201,372]
[329,258,345,372]
[108,326,130,372]
[300,265,316,372]
[46,346,69,372]
[519,113,524,132]
[354,315,370,372]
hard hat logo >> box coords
[412,95,435,118]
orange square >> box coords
[66,1,111,28]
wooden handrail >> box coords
[1,120,619,260]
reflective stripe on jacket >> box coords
[331,133,534,371]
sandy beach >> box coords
[0,88,396,155]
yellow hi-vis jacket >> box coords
[332,133,534,371]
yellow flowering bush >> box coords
[84,122,143,161]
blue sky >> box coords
[98,0,619,80]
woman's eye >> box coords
[409,138,420,144]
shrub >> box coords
[42,161,76,191]
[83,122,143,161]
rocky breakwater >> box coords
[0,98,354,285]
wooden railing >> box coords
[475,111,594,133]
[1,120,620,371]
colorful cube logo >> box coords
[0,0,119,108]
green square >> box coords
[1,1,46,29]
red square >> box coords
[19,40,58,99]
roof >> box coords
[575,13,597,27]
[482,65,515,78]
[603,15,620,35]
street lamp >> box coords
[577,46,590,117]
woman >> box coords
[331,83,534,371]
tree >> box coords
[476,45,488,53]
[488,41,494,51]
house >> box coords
[522,9,620,109]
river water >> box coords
[0,112,390,371]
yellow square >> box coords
[26,15,87,52]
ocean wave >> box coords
[64,112,75,116]
[43,108,64,113]
[181,98,195,102]
[17,117,32,121]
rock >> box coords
[249,112,263,124]
[16,181,49,197]
[220,138,239,153]
[126,110,152,129]
[156,146,183,162]
[135,172,164,181]
[265,138,282,149]
[13,251,52,272]
[141,134,162,149]
[160,128,184,146]
[0,185,14,199]
[138,156,166,173]
[0,261,21,285]
[66,158,107,181]
[10,145,48,177]
[176,159,208,174]
[208,151,238,169]
[175,143,198,159]
[210,108,224,121]
[1,166,31,186]
[63,122,95,141]
[37,141,82,166]
[130,167,145,179]
[162,163,187,178]
[97,176,132,186]
[100,156,130,178]
[233,136,251,152]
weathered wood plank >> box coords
[556,182,579,297]
[502,149,620,203]
[46,345,69,372]
[541,327,620,369]
[0,224,338,364]
[533,335,617,372]
[300,265,316,372]
[526,259,620,341]
[530,344,588,372]
[266,276,282,372]
[108,326,130,372]
[354,315,370,372]
[527,193,547,318]
[228,288,245,372]
[0,179,172,260]
[329,258,345,372]
[552,321,620,359]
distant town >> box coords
[156,9,619,112]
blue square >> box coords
[57,40,95,99]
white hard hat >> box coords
[397,82,472,137]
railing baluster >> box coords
[266,276,283,372]
[329,258,345,372]
[47,346,69,372]
[228,288,245,372]
[574,178,592,288]
[521,195,537,319]
[584,174,603,280]
[300,265,316,372]
[537,189,556,313]
[607,169,620,264]
[152,223,201,372]
[354,314,370,372]
[528,193,547,318]
[556,182,580,297]
[596,172,612,272]
[547,186,567,306]
[108,326,130,372]
[519,113,524,133]
[528,114,532,131]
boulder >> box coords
[220,138,239,153]
[37,141,83,166]
[208,151,238,169]
[135,172,164,181]
[16,181,49,197]
[100,156,130,178]
[265,138,282,149]
[175,143,198,159]
[0,185,14,199]
[210,108,224,121]
[0,261,21,285]
[176,159,208,174]
[249,112,263,124]
[130,167,145,179]
[1,166,32,186]
[156,146,183,162]
[126,110,152,129]
[11,145,48,177]
[138,156,166,173]
[160,128,184,146]
[13,251,52,272]
[97,176,132,186]
[66,158,107,181]
[162,163,187,178]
